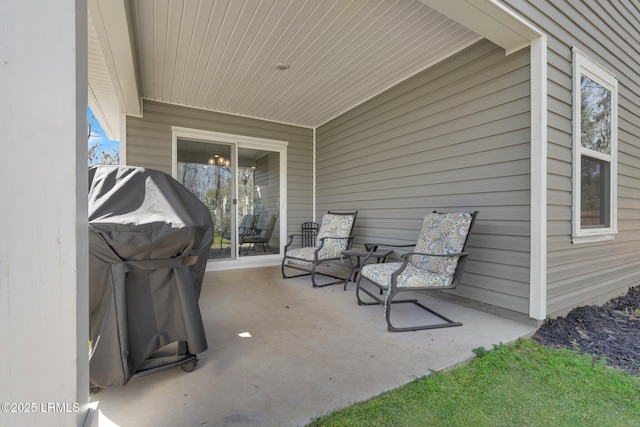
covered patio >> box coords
[1,1,548,426]
[91,266,535,427]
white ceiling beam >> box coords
[88,0,141,116]
[419,0,543,54]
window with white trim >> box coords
[572,48,618,244]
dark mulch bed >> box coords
[534,285,640,376]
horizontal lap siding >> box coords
[503,0,640,315]
[126,100,313,238]
[316,40,532,315]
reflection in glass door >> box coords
[176,139,234,260]
[237,147,280,257]
[175,137,282,262]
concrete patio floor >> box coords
[91,265,536,427]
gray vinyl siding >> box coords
[316,40,532,315]
[502,0,640,315]
[126,99,314,239]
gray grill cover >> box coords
[88,166,213,388]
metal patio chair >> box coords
[220,214,256,249]
[241,212,278,253]
[282,211,358,287]
[356,211,478,332]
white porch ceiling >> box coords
[129,0,484,128]
[89,0,543,132]
[89,0,483,131]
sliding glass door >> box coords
[173,128,286,264]
[176,139,235,260]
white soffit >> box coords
[88,0,141,118]
[127,0,482,128]
[421,0,543,54]
[88,12,121,140]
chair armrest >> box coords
[284,233,305,251]
[363,242,417,249]
[318,235,354,242]
[317,234,354,245]
[239,227,254,237]
[388,251,472,291]
[400,251,471,259]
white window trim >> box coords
[571,47,618,244]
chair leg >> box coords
[356,276,462,332]
[355,275,386,306]
[282,257,352,287]
[385,289,462,332]
[310,261,351,288]
[281,259,312,279]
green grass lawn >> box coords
[308,339,640,427]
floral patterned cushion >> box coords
[361,262,454,289]
[285,247,317,265]
[359,212,472,289]
[411,212,472,277]
[285,213,355,265]
[315,213,355,253]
